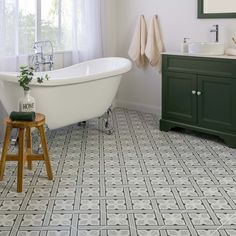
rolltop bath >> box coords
[0,57,132,130]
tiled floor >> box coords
[0,108,236,236]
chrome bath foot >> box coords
[78,121,86,127]
[100,108,114,135]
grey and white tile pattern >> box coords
[0,108,236,235]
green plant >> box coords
[18,66,49,91]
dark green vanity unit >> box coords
[160,54,236,148]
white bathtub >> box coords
[0,57,132,129]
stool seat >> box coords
[0,112,53,192]
[5,113,45,128]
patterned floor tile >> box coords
[21,214,44,226]
[224,187,236,197]
[106,188,124,197]
[162,213,185,226]
[49,213,72,226]
[153,187,173,197]
[77,231,100,236]
[80,200,100,210]
[166,230,190,236]
[129,187,148,197]
[182,199,205,210]
[226,230,236,236]
[0,214,17,226]
[32,187,52,197]
[78,214,100,225]
[132,199,152,210]
[137,230,160,236]
[189,213,214,225]
[46,231,70,236]
[0,232,10,236]
[0,200,23,211]
[0,108,236,236]
[107,230,130,236]
[54,200,74,210]
[107,214,128,225]
[216,213,236,225]
[134,213,158,225]
[57,187,76,197]
[16,232,40,236]
[197,230,220,236]
[208,199,232,210]
[106,200,126,210]
[201,187,222,197]
[26,200,49,211]
[82,187,100,197]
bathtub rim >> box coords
[0,57,132,87]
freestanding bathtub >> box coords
[0,57,132,129]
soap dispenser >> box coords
[181,38,189,53]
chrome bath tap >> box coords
[32,40,54,71]
[210,24,219,43]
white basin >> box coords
[188,42,224,56]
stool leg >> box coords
[38,125,53,180]
[0,125,12,180]
[26,127,32,170]
[17,128,25,192]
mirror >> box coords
[198,0,236,18]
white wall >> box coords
[101,0,118,57]
[114,0,236,115]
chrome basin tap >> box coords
[210,24,219,43]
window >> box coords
[0,0,79,56]
[41,0,75,51]
[19,1,35,55]
[0,0,102,69]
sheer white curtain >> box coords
[0,0,31,71]
[0,0,103,71]
[72,0,103,63]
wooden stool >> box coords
[0,113,53,192]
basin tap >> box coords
[210,24,219,43]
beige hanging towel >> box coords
[128,15,147,68]
[145,15,164,69]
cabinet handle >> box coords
[192,90,196,95]
[197,91,202,96]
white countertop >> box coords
[162,52,236,60]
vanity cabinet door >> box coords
[197,75,236,131]
[162,72,197,123]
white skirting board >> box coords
[113,99,161,116]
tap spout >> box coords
[210,24,219,43]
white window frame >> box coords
[35,0,41,42]
[1,0,67,55]
[36,0,63,47]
